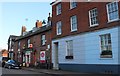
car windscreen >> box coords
[7,60,15,64]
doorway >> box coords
[53,42,59,70]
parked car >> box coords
[2,57,8,67]
[4,60,21,69]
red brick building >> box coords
[8,35,19,60]
[51,0,120,74]
[13,15,52,68]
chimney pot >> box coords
[36,20,42,28]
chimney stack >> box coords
[35,20,42,28]
[21,26,26,35]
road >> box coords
[1,67,53,76]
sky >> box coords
[0,1,52,50]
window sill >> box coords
[90,24,99,27]
[57,33,62,36]
[41,44,46,46]
[56,13,61,16]
[65,56,73,59]
[69,7,77,10]
[107,19,120,23]
[100,55,112,58]
[71,29,77,32]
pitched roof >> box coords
[16,25,51,41]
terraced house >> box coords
[8,35,19,60]
[11,14,52,68]
[51,0,120,74]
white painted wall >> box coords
[52,26,119,65]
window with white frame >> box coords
[70,15,77,31]
[56,21,62,35]
[66,40,73,56]
[106,2,119,22]
[89,8,98,27]
[18,41,20,49]
[56,3,61,15]
[27,39,30,47]
[70,0,77,9]
[41,35,46,45]
[100,34,112,58]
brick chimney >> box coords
[21,26,26,35]
[35,20,42,28]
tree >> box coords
[1,49,7,54]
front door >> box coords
[25,51,31,67]
[53,42,59,70]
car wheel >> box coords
[8,66,11,69]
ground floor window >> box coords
[100,34,112,58]
[66,40,73,59]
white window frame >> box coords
[18,41,20,49]
[89,8,99,27]
[41,35,46,45]
[56,3,61,15]
[106,2,119,22]
[100,34,112,58]
[70,0,77,9]
[66,40,73,56]
[27,39,30,47]
[70,15,77,32]
[56,21,62,35]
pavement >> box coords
[22,67,83,75]
[22,67,118,76]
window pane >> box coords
[100,34,112,57]
[71,15,77,31]
[41,35,45,45]
[70,0,77,9]
[56,3,61,15]
[66,40,73,56]
[89,8,98,26]
[57,21,62,35]
[107,2,119,21]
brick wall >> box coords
[52,2,120,39]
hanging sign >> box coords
[40,51,46,63]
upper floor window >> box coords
[27,39,30,47]
[89,8,99,27]
[18,41,20,49]
[70,15,77,32]
[41,35,46,45]
[106,2,119,22]
[100,34,112,58]
[56,3,61,15]
[70,0,77,9]
[56,21,62,35]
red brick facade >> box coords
[51,2,120,39]
[13,21,52,68]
